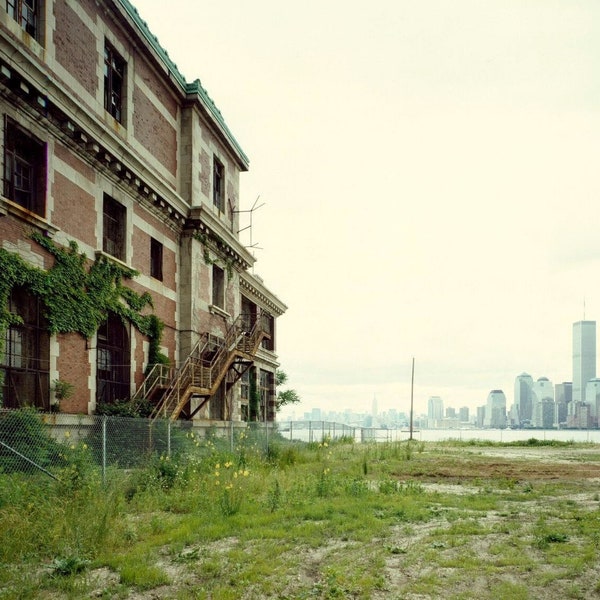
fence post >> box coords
[264,421,268,455]
[290,421,293,442]
[102,416,107,485]
[167,420,172,457]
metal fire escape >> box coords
[131,314,270,421]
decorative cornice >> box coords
[115,0,249,171]
[186,206,255,271]
[240,272,287,317]
[0,57,187,232]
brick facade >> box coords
[133,84,177,176]
[51,172,97,246]
[0,0,285,423]
[53,0,98,96]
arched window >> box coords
[1,287,49,408]
[96,313,130,405]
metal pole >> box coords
[0,440,59,480]
[167,420,171,457]
[409,357,415,441]
[102,416,107,485]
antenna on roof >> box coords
[235,195,265,252]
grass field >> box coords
[2,423,600,599]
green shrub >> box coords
[0,408,62,474]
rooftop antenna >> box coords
[235,195,265,255]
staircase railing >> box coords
[150,313,270,421]
[148,336,210,421]
[130,363,173,411]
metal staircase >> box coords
[144,314,269,422]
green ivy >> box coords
[193,232,234,281]
[0,233,167,366]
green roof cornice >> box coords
[116,0,249,170]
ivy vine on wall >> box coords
[0,232,167,367]
[193,231,235,281]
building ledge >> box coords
[0,197,59,237]
[94,250,135,274]
[209,304,230,320]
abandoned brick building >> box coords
[0,0,286,423]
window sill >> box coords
[209,304,230,319]
[95,250,132,271]
[0,196,58,236]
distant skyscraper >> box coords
[573,321,596,404]
[555,382,572,406]
[585,378,600,426]
[514,373,534,424]
[484,390,507,428]
[530,377,554,428]
[428,396,443,423]
[459,406,469,423]
[555,382,572,425]
[532,377,554,403]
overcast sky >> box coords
[133,0,600,418]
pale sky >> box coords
[132,0,600,418]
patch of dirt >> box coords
[403,446,600,484]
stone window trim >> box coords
[0,196,58,236]
[208,304,230,320]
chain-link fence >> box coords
[0,409,201,481]
[0,410,393,483]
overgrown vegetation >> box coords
[2,416,600,599]
[0,233,167,380]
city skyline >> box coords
[281,318,599,424]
